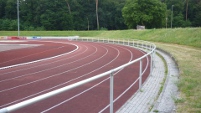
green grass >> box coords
[155,42,201,113]
[1,28,201,112]
[0,28,201,48]
[0,31,102,37]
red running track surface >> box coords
[0,40,150,113]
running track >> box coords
[0,40,150,113]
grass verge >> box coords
[155,42,201,113]
[0,28,201,48]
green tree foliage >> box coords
[0,0,200,31]
[0,0,6,18]
[122,0,166,29]
[0,19,17,30]
[191,1,201,26]
[0,0,126,30]
[164,0,201,27]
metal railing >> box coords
[0,37,156,113]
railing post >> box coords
[141,42,143,48]
[139,60,142,89]
[137,41,139,48]
[146,43,148,50]
[110,72,114,113]
[150,52,153,75]
[139,42,140,48]
[153,50,155,68]
[128,39,129,46]
[137,42,139,48]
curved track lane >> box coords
[0,40,150,113]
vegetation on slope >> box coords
[0,28,201,48]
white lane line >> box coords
[0,45,98,92]
[0,42,150,112]
[40,44,133,113]
[0,45,65,65]
[0,41,78,70]
[0,44,109,93]
[41,44,150,113]
[0,44,87,76]
[0,45,88,82]
[99,47,150,113]
[0,44,106,107]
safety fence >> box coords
[0,37,156,113]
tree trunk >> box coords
[65,0,71,14]
[87,17,89,30]
[96,0,99,30]
[186,0,189,21]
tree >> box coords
[65,0,71,14]
[0,19,17,30]
[164,0,193,27]
[96,0,99,30]
[193,1,201,26]
[122,0,166,29]
[5,0,17,19]
[0,0,6,18]
[185,0,189,21]
[0,0,127,30]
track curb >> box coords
[150,48,179,113]
[117,47,179,113]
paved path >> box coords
[117,49,179,113]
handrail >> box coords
[0,37,156,113]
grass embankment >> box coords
[1,28,201,112]
[155,43,201,113]
[0,28,201,48]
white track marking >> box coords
[42,43,149,113]
[0,41,150,113]
[0,45,90,83]
[0,45,108,93]
[40,44,134,113]
[0,44,88,76]
[1,45,64,64]
[0,44,118,108]
[99,49,149,113]
[0,42,78,70]
[0,43,116,108]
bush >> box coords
[0,19,17,31]
[100,27,108,31]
